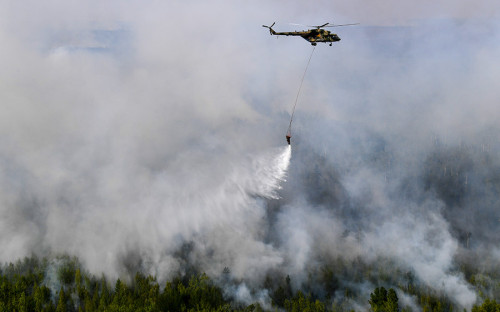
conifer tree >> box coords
[56,288,66,312]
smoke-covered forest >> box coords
[2,137,500,311]
[0,252,499,311]
[1,1,500,311]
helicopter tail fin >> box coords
[262,22,276,35]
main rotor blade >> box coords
[324,23,360,27]
[290,23,331,28]
[304,23,330,28]
[288,22,360,29]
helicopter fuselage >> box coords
[268,28,340,46]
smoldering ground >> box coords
[1,0,500,310]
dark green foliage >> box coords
[369,287,399,312]
[55,288,66,312]
[369,287,388,310]
[283,291,326,312]
[57,256,78,286]
[1,255,500,312]
[268,274,293,308]
[472,298,500,312]
[386,289,399,312]
[158,273,227,311]
[0,257,238,312]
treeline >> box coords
[0,256,233,312]
[0,255,498,311]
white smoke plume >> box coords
[1,0,499,310]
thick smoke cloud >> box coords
[1,0,499,310]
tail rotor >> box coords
[262,22,276,35]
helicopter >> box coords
[262,22,358,46]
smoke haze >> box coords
[1,0,500,310]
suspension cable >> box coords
[287,46,316,141]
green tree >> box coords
[472,298,500,312]
[33,283,44,312]
[385,288,399,312]
[369,287,399,312]
[56,288,66,312]
[18,291,27,312]
[97,276,110,312]
[283,291,327,312]
[159,280,182,311]
[58,259,76,286]
[369,287,388,312]
[84,292,96,312]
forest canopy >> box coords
[0,255,498,311]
